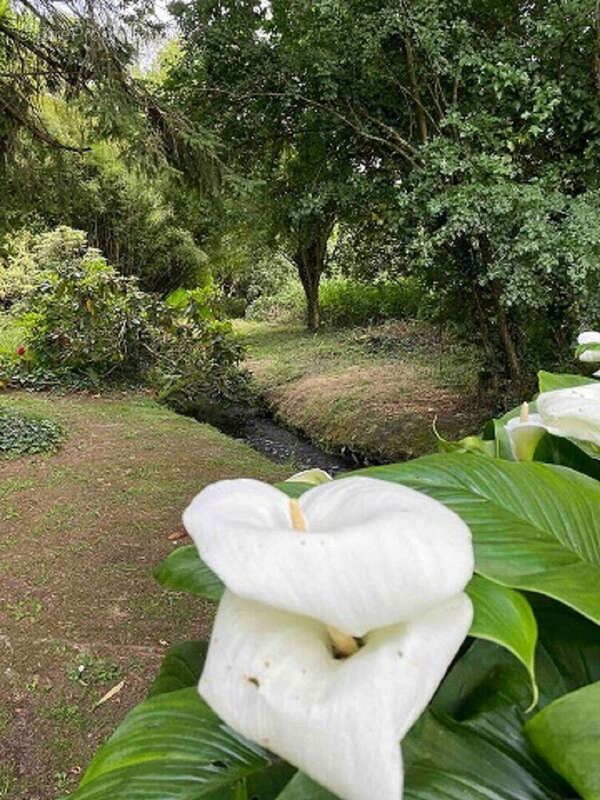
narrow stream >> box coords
[193,402,352,475]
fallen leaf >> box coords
[93,680,125,710]
[167,530,187,541]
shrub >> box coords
[0,228,49,309]
[246,277,426,326]
[0,227,248,408]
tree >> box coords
[165,0,382,328]
[169,0,600,373]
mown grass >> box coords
[0,390,285,800]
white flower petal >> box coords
[286,468,333,485]
[183,477,473,636]
[505,413,547,460]
[579,349,600,363]
[200,591,473,800]
[537,383,600,447]
[594,369,600,379]
[577,331,600,346]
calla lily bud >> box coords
[200,590,472,800]
[505,403,547,460]
[537,383,600,447]
[577,331,600,363]
[183,477,474,636]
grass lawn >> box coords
[237,320,492,462]
[0,391,285,800]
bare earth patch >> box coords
[0,391,284,799]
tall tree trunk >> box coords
[293,220,333,330]
[492,281,521,382]
[405,38,428,144]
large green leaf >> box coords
[533,599,600,708]
[355,454,600,625]
[533,433,600,480]
[526,682,600,799]
[71,688,294,800]
[147,640,208,698]
[154,545,224,601]
[466,576,538,708]
[538,371,596,392]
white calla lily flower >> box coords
[537,382,600,447]
[184,476,474,800]
[594,369,600,379]
[183,477,474,636]
[577,330,600,363]
[200,590,472,800]
[505,403,547,460]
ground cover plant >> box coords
[0,406,64,457]
[65,337,600,799]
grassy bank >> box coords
[237,320,492,463]
[0,391,284,800]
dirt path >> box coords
[0,391,284,800]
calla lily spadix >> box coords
[505,402,547,460]
[183,476,474,800]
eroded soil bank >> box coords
[237,320,493,463]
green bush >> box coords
[0,228,50,309]
[246,277,426,326]
[0,406,65,457]
[0,227,248,407]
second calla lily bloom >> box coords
[537,382,600,448]
[577,330,600,363]
[183,476,474,800]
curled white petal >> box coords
[286,468,333,485]
[200,591,473,800]
[594,369,600,379]
[579,349,600,363]
[505,413,547,460]
[577,331,600,346]
[183,477,474,636]
[577,331,600,362]
[537,383,600,447]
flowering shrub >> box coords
[69,336,600,800]
[0,227,248,405]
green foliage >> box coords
[0,406,64,457]
[70,688,294,800]
[526,682,600,798]
[18,228,158,383]
[0,227,248,408]
[153,546,225,601]
[247,277,425,327]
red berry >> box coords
[17,346,25,356]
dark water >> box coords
[194,402,351,475]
